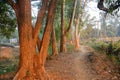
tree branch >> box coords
[97,0,109,12]
[33,0,48,44]
[109,4,120,11]
[8,0,17,12]
[97,0,120,13]
[64,0,76,35]
[39,0,57,64]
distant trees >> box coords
[98,0,120,38]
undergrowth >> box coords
[87,39,120,76]
[0,58,18,75]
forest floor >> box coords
[0,45,119,80]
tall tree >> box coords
[51,25,58,56]
[74,0,88,50]
[74,0,81,50]
[4,0,57,79]
[60,0,76,52]
[60,0,66,52]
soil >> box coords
[46,46,119,80]
[0,46,119,80]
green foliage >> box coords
[104,0,120,16]
[55,24,61,41]
[48,44,52,55]
[89,40,120,65]
[107,30,115,37]
[54,0,61,42]
[0,1,16,38]
[108,54,120,64]
[90,41,108,52]
[54,0,75,42]
[0,58,18,74]
[88,40,120,75]
[65,0,74,19]
[79,13,96,39]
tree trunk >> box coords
[75,21,80,50]
[60,34,67,52]
[33,0,58,79]
[8,0,57,80]
[13,1,35,79]
[60,0,76,53]
[14,25,35,79]
[60,0,67,53]
[52,26,58,56]
[74,0,84,50]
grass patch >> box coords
[0,58,18,75]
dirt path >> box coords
[46,46,118,80]
[73,46,96,80]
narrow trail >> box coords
[73,46,96,80]
[45,46,96,80]
[46,46,118,80]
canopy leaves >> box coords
[0,0,16,38]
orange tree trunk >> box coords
[60,34,66,53]
[8,0,57,80]
[33,1,58,79]
[12,1,35,80]
[60,0,67,53]
[74,16,80,50]
[75,24,80,50]
[52,26,58,56]
[74,0,84,50]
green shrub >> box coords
[90,41,108,52]
[89,41,120,65]
[88,40,120,76]
[108,54,120,65]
